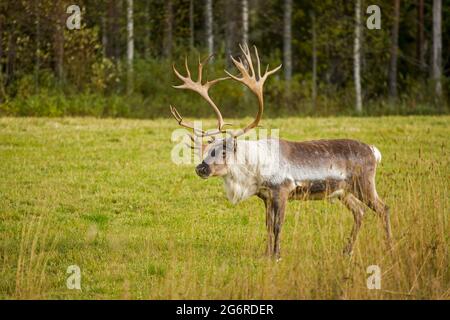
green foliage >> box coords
[0,0,449,117]
[63,26,102,90]
[91,58,120,94]
[2,55,446,118]
[0,91,132,117]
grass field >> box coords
[0,116,448,299]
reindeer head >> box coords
[169,44,281,179]
[194,138,234,178]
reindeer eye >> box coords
[210,149,216,157]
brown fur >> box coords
[258,139,391,259]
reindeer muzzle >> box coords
[195,162,211,179]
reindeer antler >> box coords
[225,44,282,138]
[169,45,281,143]
[170,54,231,138]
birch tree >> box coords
[106,0,120,60]
[189,0,194,50]
[163,0,173,58]
[311,11,317,108]
[206,0,214,55]
[283,0,292,81]
[34,0,41,90]
[0,14,4,102]
[354,0,362,113]
[144,0,151,58]
[388,0,400,101]
[225,0,236,67]
[432,0,442,103]
[126,0,134,94]
[242,0,248,45]
[53,0,65,82]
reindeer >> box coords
[169,44,392,259]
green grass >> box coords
[0,116,448,299]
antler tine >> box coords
[172,64,188,90]
[169,105,206,137]
[169,104,182,123]
[197,53,214,84]
[184,56,191,79]
[197,55,203,84]
[225,57,245,81]
[239,43,255,77]
[169,103,229,140]
[263,63,282,80]
[207,76,232,88]
[254,46,262,80]
[257,46,282,82]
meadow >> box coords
[0,116,448,299]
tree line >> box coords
[0,0,448,118]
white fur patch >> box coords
[370,145,382,163]
[221,139,348,204]
[222,140,275,204]
[223,165,259,204]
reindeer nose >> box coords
[195,162,211,178]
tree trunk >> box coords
[311,12,317,109]
[354,0,362,113]
[0,15,4,102]
[388,0,400,101]
[189,0,194,50]
[205,0,214,54]
[126,0,134,94]
[101,15,108,58]
[106,0,119,59]
[6,33,17,85]
[52,1,65,83]
[144,0,151,58]
[283,0,292,81]
[416,0,425,72]
[242,0,249,45]
[34,0,41,91]
[432,0,442,104]
[163,0,173,58]
[225,0,236,67]
[0,16,2,71]
[0,16,2,70]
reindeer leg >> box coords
[357,172,393,251]
[368,197,392,250]
[263,197,275,257]
[272,191,288,260]
[341,193,366,256]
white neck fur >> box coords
[222,140,277,204]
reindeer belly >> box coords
[289,179,346,200]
